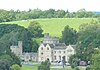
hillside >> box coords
[0,18,96,37]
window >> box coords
[41,47,43,50]
[54,56,56,60]
[59,56,61,60]
[47,47,49,50]
[59,51,61,53]
[63,51,65,53]
[41,52,43,55]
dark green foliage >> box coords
[0,8,99,23]
[61,25,77,45]
[0,54,13,65]
[11,64,21,70]
[28,21,43,38]
[69,55,79,69]
[76,23,100,62]
[38,65,48,70]
[0,24,32,52]
[86,66,90,70]
[32,40,39,52]
[38,59,50,70]
[9,52,22,67]
[74,67,80,70]
[0,60,10,70]
[0,24,34,66]
[90,50,100,70]
[78,22,100,48]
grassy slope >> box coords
[0,18,95,37]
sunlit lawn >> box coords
[0,18,96,37]
[22,65,86,70]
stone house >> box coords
[10,41,38,62]
[10,41,23,57]
[38,33,75,62]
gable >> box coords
[66,45,74,51]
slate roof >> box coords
[42,43,67,49]
[53,43,67,49]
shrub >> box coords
[86,66,90,70]
[74,67,80,70]
[38,65,47,70]
[11,64,21,70]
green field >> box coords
[0,18,96,37]
[22,65,86,70]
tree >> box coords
[32,40,39,52]
[78,23,100,48]
[75,22,100,64]
[0,24,33,52]
[76,9,86,18]
[0,54,13,65]
[38,58,50,70]
[0,60,10,70]
[69,55,79,69]
[90,49,100,70]
[11,64,21,70]
[28,21,43,38]
[61,25,77,45]
[56,10,65,18]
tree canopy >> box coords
[0,24,40,67]
[0,24,33,52]
[0,8,100,23]
[28,21,43,38]
[61,25,77,45]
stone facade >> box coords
[38,33,75,62]
[10,41,23,57]
[10,41,38,62]
[10,33,75,62]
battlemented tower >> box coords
[10,41,23,57]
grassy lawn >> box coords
[22,65,38,70]
[22,65,86,70]
[0,18,96,37]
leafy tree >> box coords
[11,64,21,70]
[0,8,99,22]
[0,60,10,70]
[69,55,79,69]
[75,22,100,64]
[0,33,21,66]
[0,24,33,52]
[90,49,100,70]
[61,25,77,45]
[56,10,65,18]
[32,40,39,52]
[0,54,13,65]
[38,59,50,70]
[76,9,86,18]
[28,21,43,38]
[78,23,100,48]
